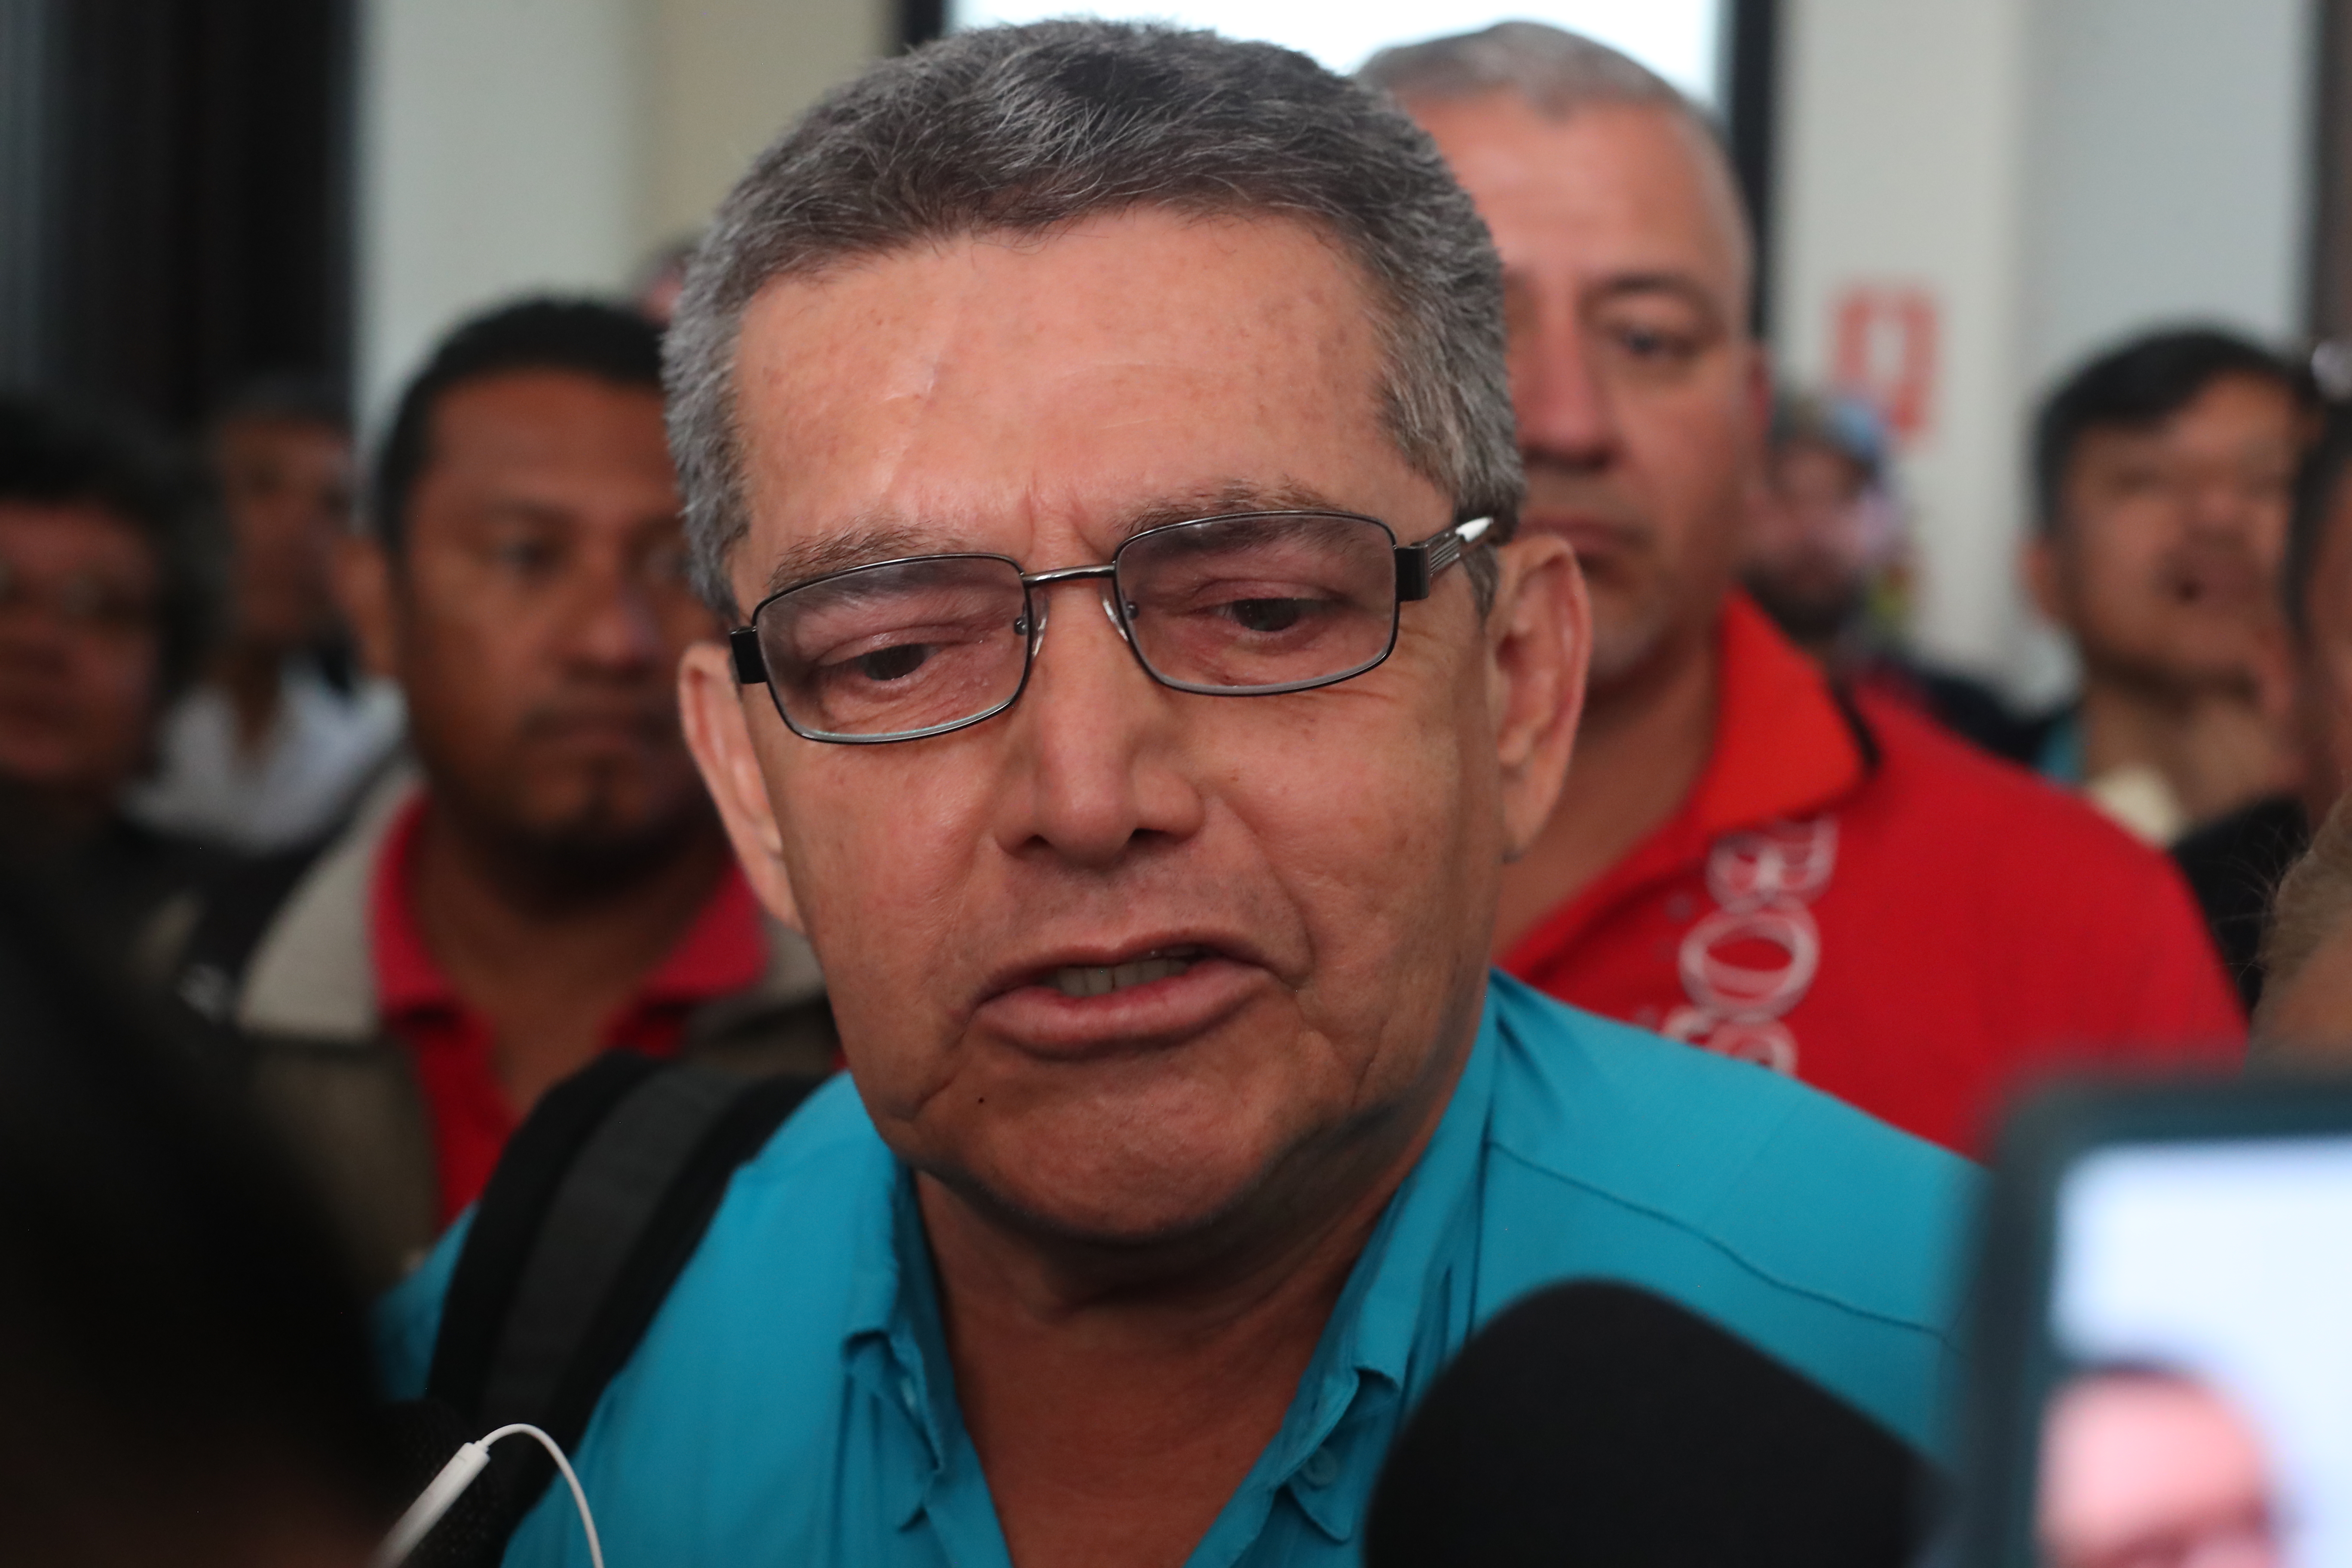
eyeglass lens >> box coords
[753,512,1402,741]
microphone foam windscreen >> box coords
[1365,1280,1932,1568]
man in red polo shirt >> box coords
[196,299,833,1286]
[1366,24,2241,1152]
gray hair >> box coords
[666,20,1520,618]
[1360,22,1753,285]
[1360,20,1688,116]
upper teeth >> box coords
[1052,953,1197,998]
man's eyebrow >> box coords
[1585,272,1729,326]
[760,523,960,600]
[757,480,1354,600]
[1111,479,1349,538]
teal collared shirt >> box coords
[378,974,1978,1567]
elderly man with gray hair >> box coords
[380,22,1971,1566]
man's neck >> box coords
[2076,672,2291,827]
[0,778,115,851]
[408,803,734,1112]
[1492,616,1719,955]
[920,1063,1459,1568]
[210,642,287,756]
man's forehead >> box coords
[1409,94,1748,308]
[729,210,1415,589]
[0,501,155,569]
[732,209,1379,395]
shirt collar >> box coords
[1497,595,1869,973]
[1688,592,1869,836]
[371,794,453,1017]
[1265,1000,1498,1543]
[2036,707,2084,784]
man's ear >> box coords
[334,534,400,682]
[2023,531,2065,625]
[1487,531,1588,860]
[679,640,807,932]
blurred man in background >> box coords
[1742,389,1905,668]
[0,394,223,967]
[1743,387,2017,747]
[188,299,832,1288]
[2180,405,2352,1012]
[129,380,402,853]
[1369,23,2242,1153]
[2022,329,2312,845]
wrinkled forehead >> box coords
[725,209,1420,583]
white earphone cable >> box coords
[374,1421,604,1568]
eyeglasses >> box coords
[730,509,1493,744]
[0,557,157,640]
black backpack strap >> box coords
[405,1054,818,1566]
[426,1051,664,1411]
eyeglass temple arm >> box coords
[1395,516,1495,602]
[731,625,771,685]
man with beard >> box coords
[1367,24,2242,1153]
[1742,389,2021,748]
[1743,389,1905,667]
[2022,331,2312,845]
[205,300,832,1288]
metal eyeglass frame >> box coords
[729,509,1496,745]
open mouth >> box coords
[2161,550,2258,611]
[1047,946,1209,999]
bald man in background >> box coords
[1368,24,2242,1152]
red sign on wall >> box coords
[1829,284,1939,444]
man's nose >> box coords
[993,582,1206,869]
[0,601,78,667]
[560,555,668,674]
[2182,472,2263,541]
[1514,314,1622,470]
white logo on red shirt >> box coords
[1661,816,1838,1076]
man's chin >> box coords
[926,1106,1298,1257]
[948,1172,1258,1256]
[460,779,720,890]
[1584,605,1678,692]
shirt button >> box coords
[1298,1448,1341,1488]
[897,1373,919,1412]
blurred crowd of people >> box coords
[7,15,2352,1567]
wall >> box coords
[1773,0,2315,697]
[356,0,885,422]
[1773,0,2037,681]
[642,0,888,248]
[2019,0,2312,389]
[357,0,649,417]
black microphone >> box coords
[1366,1280,1936,1568]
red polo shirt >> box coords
[1503,595,2245,1153]
[371,796,769,1222]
